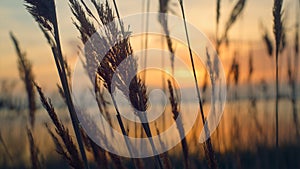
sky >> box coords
[0,0,299,91]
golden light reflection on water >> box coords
[0,98,299,167]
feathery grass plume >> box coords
[70,0,135,162]
[91,0,113,25]
[95,8,163,169]
[24,0,89,167]
[158,0,176,76]
[219,0,246,46]
[35,84,84,169]
[167,80,189,169]
[10,32,36,128]
[224,0,246,38]
[27,127,42,169]
[273,0,283,151]
[24,0,55,31]
[70,1,148,168]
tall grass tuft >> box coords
[71,0,163,168]
[10,32,36,128]
[167,80,189,169]
[23,0,89,167]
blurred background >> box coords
[0,0,299,168]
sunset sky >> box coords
[0,0,299,91]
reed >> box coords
[23,0,89,167]
[10,32,36,128]
[272,0,283,151]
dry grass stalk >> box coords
[35,84,84,169]
[167,80,189,169]
[27,127,42,169]
[10,32,36,128]
[24,0,89,167]
[272,0,283,151]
